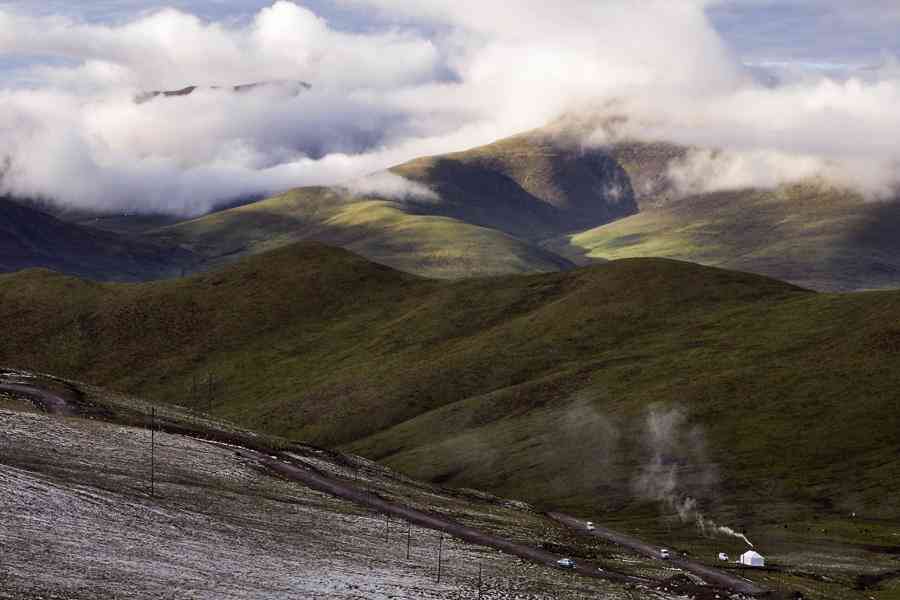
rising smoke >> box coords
[633,405,753,547]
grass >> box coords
[1,241,899,544]
[153,188,572,280]
[562,176,900,291]
[150,128,638,281]
[1,376,645,600]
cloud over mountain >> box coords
[0,0,898,215]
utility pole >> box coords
[406,522,412,560]
[207,371,213,411]
[478,562,483,599]
[150,407,156,497]
[436,533,443,584]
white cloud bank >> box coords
[0,0,898,215]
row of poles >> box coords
[145,410,497,597]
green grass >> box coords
[154,187,573,280]
[150,128,639,281]
[2,241,899,539]
[562,177,900,291]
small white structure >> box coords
[738,550,765,567]
[718,552,729,562]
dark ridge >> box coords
[135,80,311,104]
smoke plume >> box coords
[633,405,752,547]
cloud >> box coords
[0,0,899,215]
[341,171,438,203]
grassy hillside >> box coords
[541,139,900,291]
[3,370,649,600]
[558,181,900,291]
[392,130,637,239]
[2,242,899,537]
[153,187,573,279]
[152,130,634,279]
[0,198,193,281]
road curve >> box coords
[549,512,766,596]
[0,383,76,416]
[1,379,649,589]
[260,454,651,587]
[3,379,758,595]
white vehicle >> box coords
[718,552,729,562]
[659,548,671,560]
[556,558,576,569]
[585,521,596,531]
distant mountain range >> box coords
[3,123,900,290]
[134,80,311,103]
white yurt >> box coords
[738,550,765,567]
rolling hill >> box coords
[2,242,899,535]
[152,187,574,279]
[0,198,194,281]
[6,125,900,291]
[151,130,635,279]
[551,141,900,291]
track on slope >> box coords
[549,512,765,596]
[3,379,766,596]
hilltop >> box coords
[2,242,899,536]
[5,126,900,290]
[553,141,900,291]
[150,129,634,279]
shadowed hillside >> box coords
[549,140,900,291]
[392,130,637,239]
[152,130,634,279]
[152,187,574,279]
[0,198,193,281]
[2,242,899,533]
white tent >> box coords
[738,550,765,567]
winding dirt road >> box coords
[0,383,77,416]
[260,453,649,586]
[2,378,766,596]
[549,512,766,595]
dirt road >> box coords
[0,383,77,416]
[3,379,765,595]
[549,512,766,595]
[261,454,650,586]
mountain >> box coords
[152,187,574,279]
[0,198,194,281]
[6,124,900,291]
[390,130,638,239]
[2,241,898,534]
[151,130,635,279]
[134,80,311,103]
[552,141,900,291]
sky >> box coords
[1,0,899,214]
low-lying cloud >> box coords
[341,171,439,203]
[0,0,899,215]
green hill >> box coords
[152,130,634,279]
[2,242,899,533]
[0,198,193,281]
[152,187,574,279]
[554,141,900,291]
